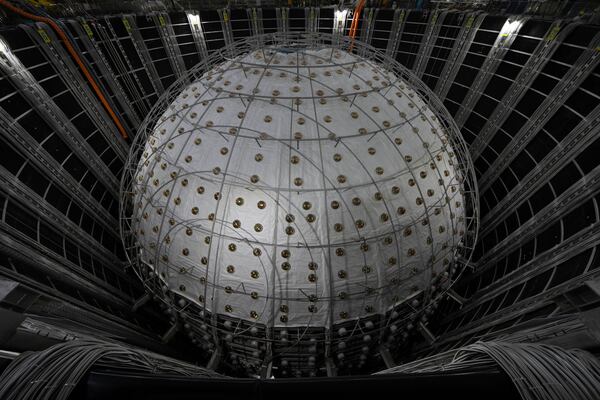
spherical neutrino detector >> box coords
[121,33,478,376]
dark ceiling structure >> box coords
[0,0,599,398]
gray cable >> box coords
[378,341,600,400]
[0,338,225,400]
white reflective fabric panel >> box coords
[133,48,465,329]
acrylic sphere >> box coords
[125,36,474,375]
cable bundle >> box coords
[465,342,600,400]
[0,338,224,400]
[376,345,500,375]
[378,341,600,400]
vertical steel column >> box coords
[0,33,119,196]
[384,9,407,63]
[478,31,600,192]
[332,7,348,44]
[306,7,318,34]
[412,10,446,79]
[218,9,235,49]
[0,108,118,234]
[359,7,376,56]
[248,8,265,37]
[30,23,129,160]
[434,12,485,100]
[453,17,527,129]
[153,12,187,80]
[70,18,142,130]
[186,10,210,61]
[123,14,166,94]
[276,7,289,34]
[469,20,568,160]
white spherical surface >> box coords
[132,47,465,337]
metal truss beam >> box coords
[0,165,132,283]
[384,9,407,64]
[0,109,118,235]
[434,12,485,100]
[412,10,445,80]
[0,264,166,350]
[478,32,600,192]
[186,10,210,61]
[0,225,132,306]
[68,18,142,130]
[453,16,526,129]
[124,14,166,95]
[434,258,600,348]
[446,221,600,325]
[469,20,568,160]
[479,153,600,269]
[28,23,129,160]
[480,105,600,237]
[0,32,120,197]
[153,12,188,80]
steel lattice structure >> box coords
[120,32,479,377]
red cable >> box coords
[0,0,129,140]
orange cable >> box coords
[0,0,129,140]
[349,0,366,51]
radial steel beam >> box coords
[436,262,600,348]
[384,9,407,63]
[306,7,318,33]
[434,12,485,100]
[218,9,235,49]
[412,10,445,80]
[208,346,222,371]
[161,323,179,343]
[469,20,568,160]
[453,16,526,129]
[0,165,131,283]
[478,32,600,193]
[359,8,376,53]
[0,225,132,306]
[153,12,188,80]
[480,146,600,266]
[448,221,600,325]
[0,108,119,234]
[276,7,289,34]
[69,18,142,130]
[187,10,210,61]
[124,14,166,94]
[132,293,151,312]
[480,105,600,237]
[0,33,120,197]
[379,346,396,368]
[28,23,129,160]
[98,15,160,114]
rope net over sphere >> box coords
[122,33,478,376]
